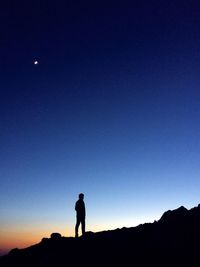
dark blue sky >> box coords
[0,0,200,253]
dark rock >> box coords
[41,238,49,243]
[50,233,62,240]
[8,248,19,255]
[159,205,188,223]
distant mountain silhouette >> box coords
[1,204,200,267]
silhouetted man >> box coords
[75,193,86,238]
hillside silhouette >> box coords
[1,204,200,267]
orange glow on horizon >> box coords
[0,215,157,255]
[0,224,75,254]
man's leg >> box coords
[81,218,85,236]
[75,217,81,238]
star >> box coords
[34,60,39,65]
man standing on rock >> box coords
[75,193,86,238]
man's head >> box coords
[79,193,84,200]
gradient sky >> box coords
[1,0,200,255]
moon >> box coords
[34,60,39,65]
